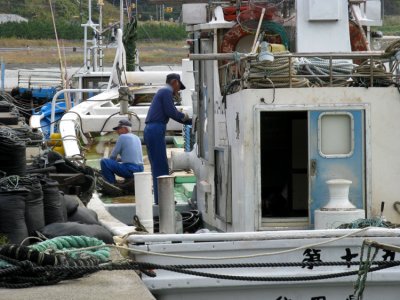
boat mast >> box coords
[120,0,124,32]
[98,0,104,71]
[82,0,101,72]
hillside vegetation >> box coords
[0,0,186,40]
[0,0,120,22]
[0,0,399,39]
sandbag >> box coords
[41,178,66,225]
[68,207,99,225]
[0,191,29,244]
[24,179,45,235]
[0,129,26,176]
[64,194,80,216]
[40,222,113,244]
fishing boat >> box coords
[53,0,400,299]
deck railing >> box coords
[190,51,400,90]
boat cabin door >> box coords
[309,109,365,225]
[259,107,366,229]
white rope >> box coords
[58,227,371,261]
[295,57,356,87]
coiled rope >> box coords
[0,236,110,287]
[2,231,400,288]
[245,52,310,88]
[351,60,395,87]
[30,236,110,262]
[296,57,355,87]
[337,217,400,229]
[384,39,400,57]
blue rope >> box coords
[183,125,192,152]
[0,236,110,267]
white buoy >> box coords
[134,172,154,233]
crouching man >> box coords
[101,119,144,184]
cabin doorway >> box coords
[260,111,309,220]
[258,108,366,229]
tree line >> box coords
[0,20,187,41]
[385,0,400,15]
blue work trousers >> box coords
[144,123,169,204]
[100,158,144,184]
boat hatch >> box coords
[259,109,366,229]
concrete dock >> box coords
[0,250,155,300]
[0,271,155,300]
[0,250,156,300]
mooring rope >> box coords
[2,233,400,289]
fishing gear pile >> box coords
[0,236,111,288]
[0,173,111,244]
[28,150,96,205]
[0,128,27,176]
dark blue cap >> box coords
[113,119,132,130]
[166,73,186,90]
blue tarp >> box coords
[35,102,71,139]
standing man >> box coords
[101,119,144,184]
[144,73,191,204]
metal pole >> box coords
[98,0,104,71]
[135,172,154,233]
[84,26,88,70]
[136,0,138,17]
[190,53,249,61]
[88,0,92,23]
[158,175,176,234]
[120,0,124,30]
[87,45,91,71]
[0,58,5,92]
[93,39,98,72]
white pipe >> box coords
[128,228,400,244]
[171,146,207,179]
[158,175,176,234]
[107,41,121,89]
[48,88,105,135]
[119,29,126,74]
[124,71,180,85]
[135,172,154,234]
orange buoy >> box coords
[349,20,368,52]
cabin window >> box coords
[319,112,354,157]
